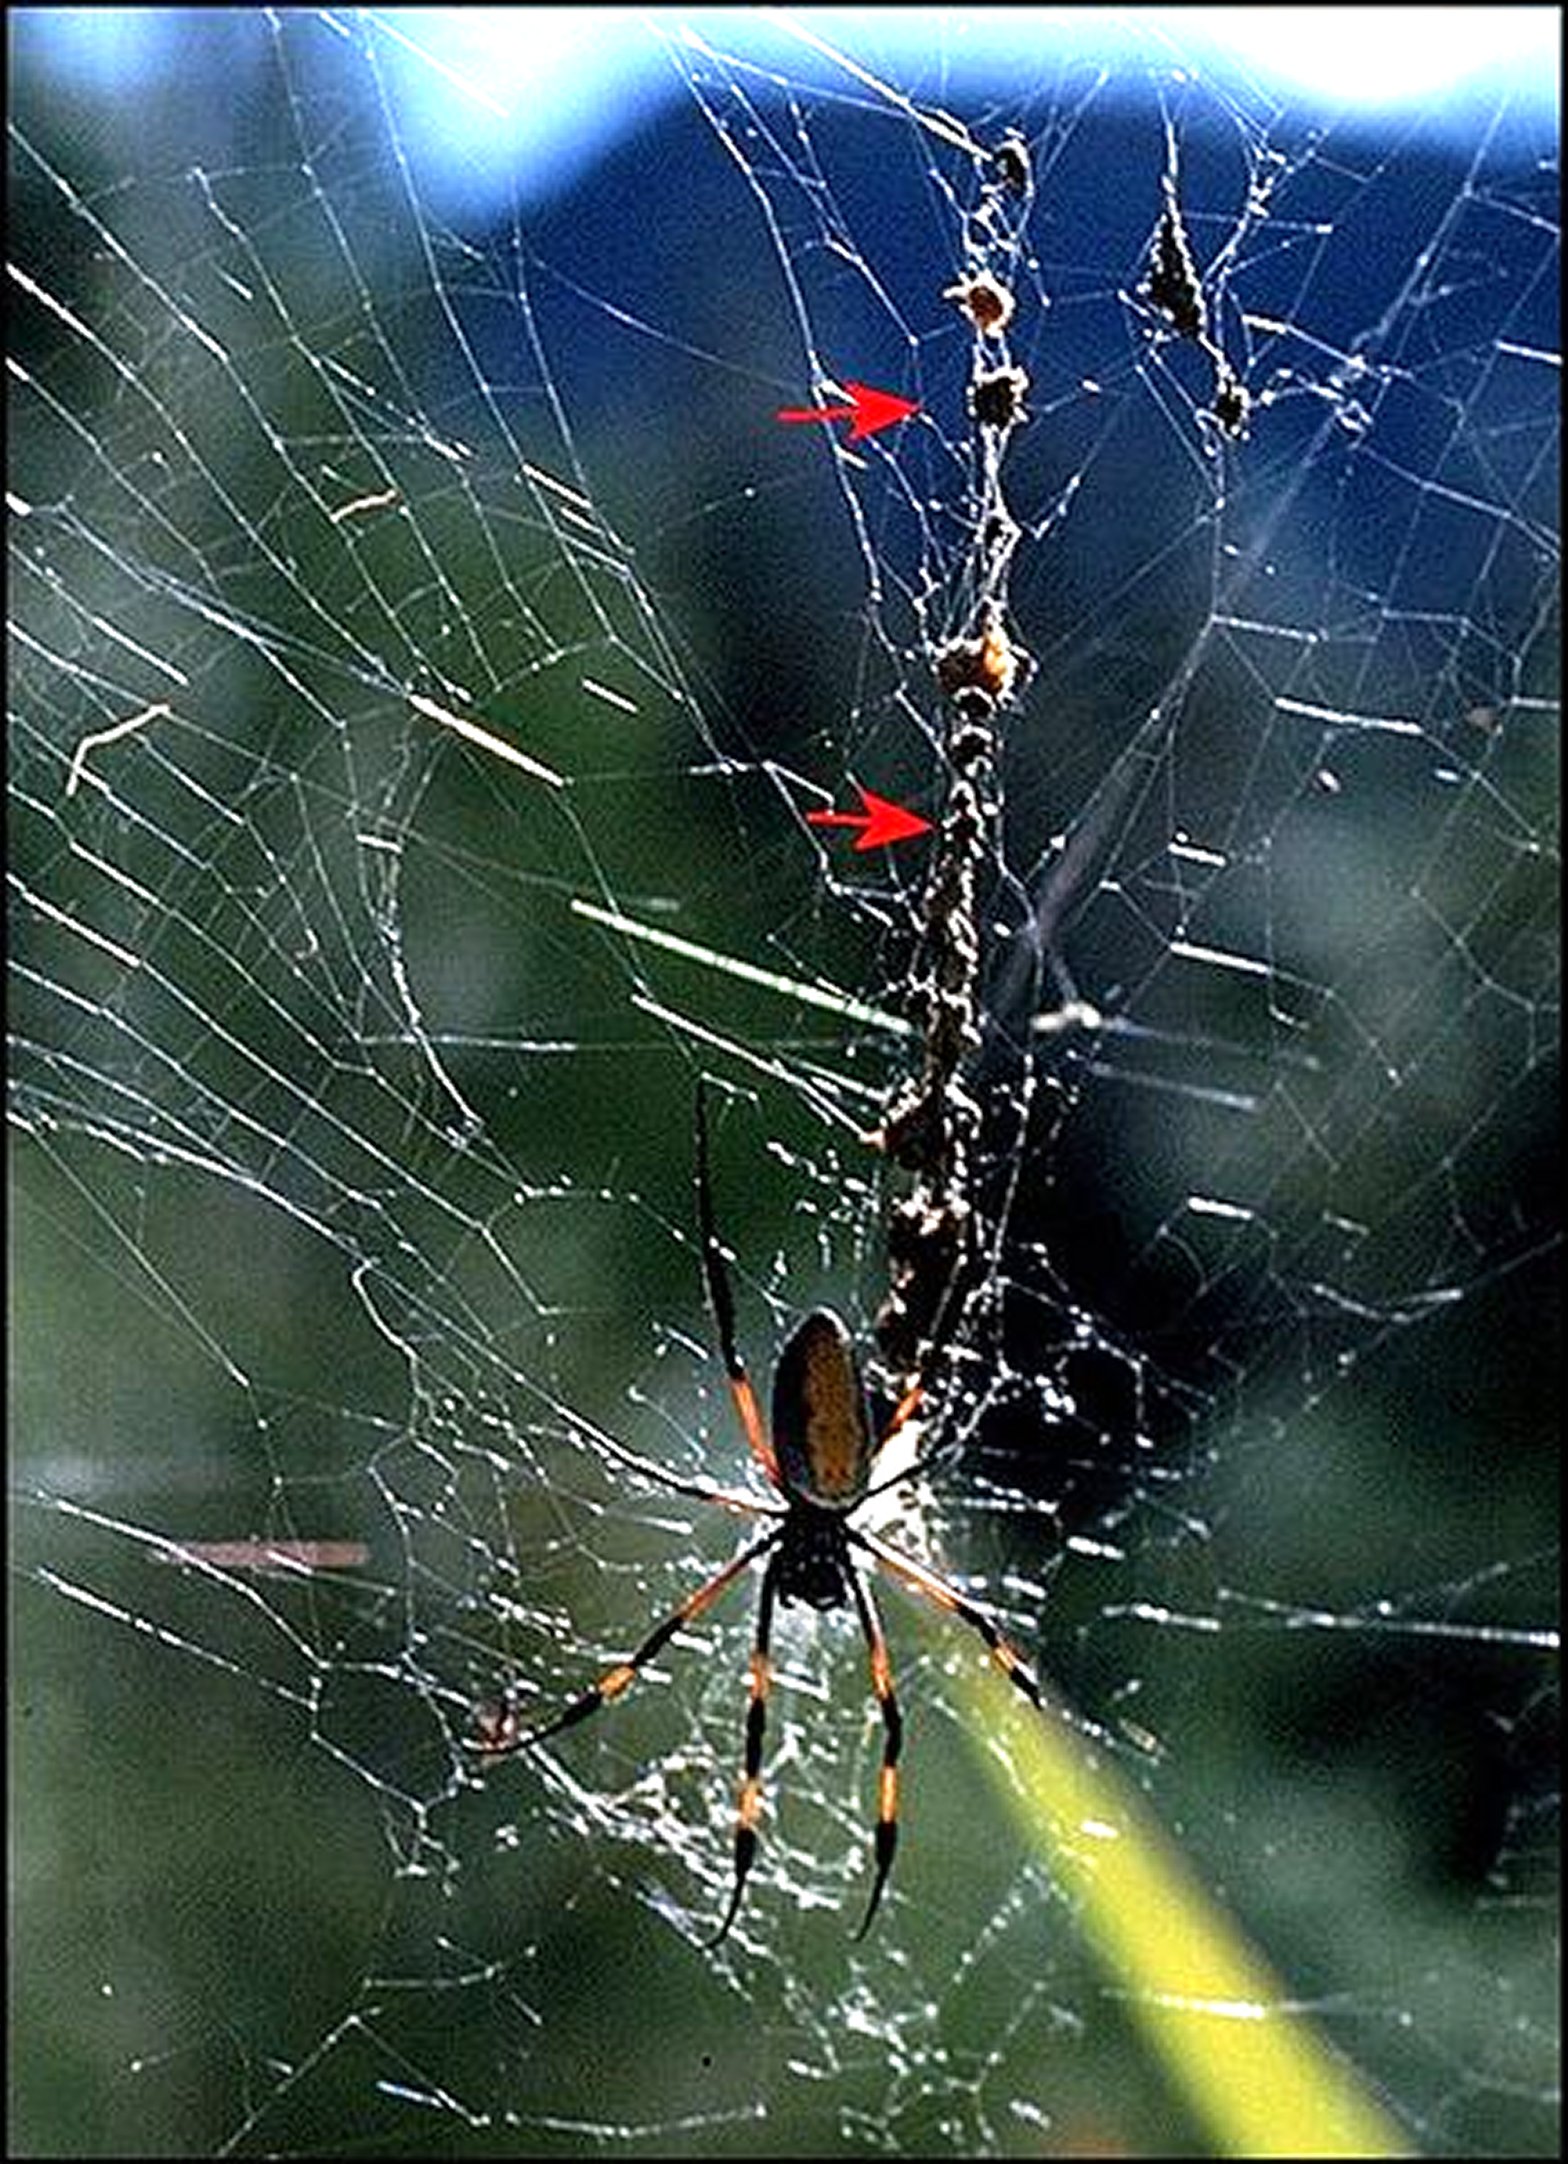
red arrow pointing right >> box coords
[776,381,920,442]
[806,785,932,852]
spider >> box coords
[474,1082,1044,1945]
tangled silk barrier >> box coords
[11,12,1558,2157]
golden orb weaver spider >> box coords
[474,1082,1044,1945]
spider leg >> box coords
[877,1379,925,1450]
[706,1548,781,1947]
[695,1082,780,1487]
[851,1526,1043,1711]
[848,1563,904,1941]
[473,1530,779,1757]
[564,1402,779,1521]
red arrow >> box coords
[776,380,920,442]
[806,785,932,853]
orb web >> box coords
[11,12,1557,2156]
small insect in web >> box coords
[473,1083,1044,1945]
[1140,160,1251,441]
[1143,189,1208,342]
[934,602,1025,712]
[991,132,1032,199]
[969,362,1030,433]
[943,268,1016,336]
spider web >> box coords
[10,11,1558,2156]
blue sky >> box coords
[20,6,1561,216]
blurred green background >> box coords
[10,11,1558,2156]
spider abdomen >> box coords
[771,1308,873,1510]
